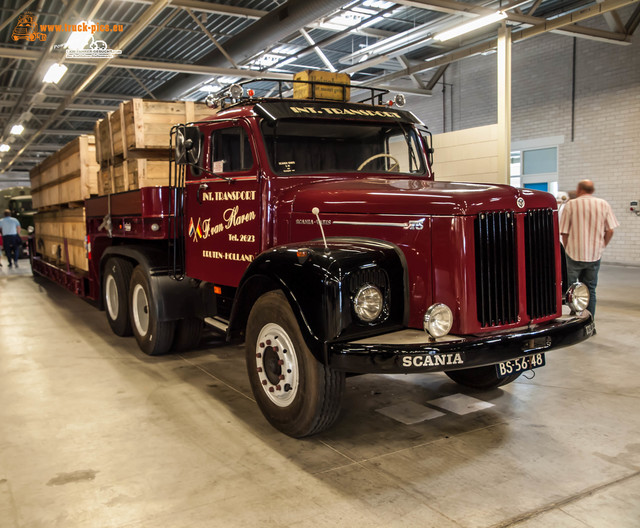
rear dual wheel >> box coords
[103,258,133,336]
[129,266,175,356]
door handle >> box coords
[197,183,209,204]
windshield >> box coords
[261,119,425,176]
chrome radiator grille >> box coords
[474,211,519,327]
[524,208,557,319]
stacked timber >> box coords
[29,135,98,209]
[95,99,214,195]
[29,135,98,272]
[34,208,88,271]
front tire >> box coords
[129,266,175,356]
[246,291,345,437]
[103,258,133,336]
[445,366,521,390]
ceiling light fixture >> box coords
[65,21,95,50]
[0,144,11,152]
[43,63,68,84]
[10,125,24,135]
[434,11,507,42]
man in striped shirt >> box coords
[559,180,618,318]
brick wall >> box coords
[407,25,640,265]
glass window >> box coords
[261,119,425,175]
[522,147,557,175]
[211,127,253,173]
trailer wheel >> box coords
[445,366,521,390]
[172,318,203,352]
[245,291,345,437]
[129,266,175,356]
[104,258,133,336]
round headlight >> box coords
[353,284,383,322]
[566,282,589,314]
[423,303,453,338]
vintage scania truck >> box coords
[31,79,594,437]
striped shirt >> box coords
[559,194,618,262]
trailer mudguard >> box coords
[101,246,202,322]
[228,238,409,361]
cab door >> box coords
[184,119,260,287]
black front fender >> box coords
[228,238,408,362]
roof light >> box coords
[43,63,68,84]
[10,125,24,135]
[434,11,507,42]
[198,84,219,93]
[0,144,10,152]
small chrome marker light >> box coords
[353,284,383,322]
[394,93,406,107]
[566,282,589,314]
[150,223,160,232]
[424,303,453,338]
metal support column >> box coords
[497,22,512,185]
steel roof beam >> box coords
[373,0,637,86]
[394,0,632,43]
[1,0,173,174]
[120,0,266,19]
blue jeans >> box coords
[2,234,21,265]
[566,256,600,318]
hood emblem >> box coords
[517,197,525,209]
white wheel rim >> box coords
[255,323,299,407]
[105,274,119,321]
[132,283,150,337]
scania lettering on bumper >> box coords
[402,353,463,368]
[328,312,593,374]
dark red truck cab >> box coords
[32,83,594,437]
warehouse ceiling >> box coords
[0,0,638,179]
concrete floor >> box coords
[1,255,639,528]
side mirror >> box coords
[421,131,434,167]
[175,126,202,166]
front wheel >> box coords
[129,266,175,356]
[445,365,521,390]
[246,291,345,437]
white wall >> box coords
[406,18,640,265]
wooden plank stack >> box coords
[34,208,88,271]
[29,135,99,272]
[29,135,99,209]
[95,99,214,195]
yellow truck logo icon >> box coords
[12,12,47,42]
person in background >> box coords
[559,180,618,318]
[0,209,21,268]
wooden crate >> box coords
[98,159,168,195]
[29,136,99,208]
[293,70,351,101]
[34,208,88,272]
[119,99,214,153]
[96,116,113,166]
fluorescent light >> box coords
[434,11,507,42]
[65,21,95,50]
[0,144,10,152]
[10,124,24,135]
[43,63,68,84]
[198,85,219,93]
